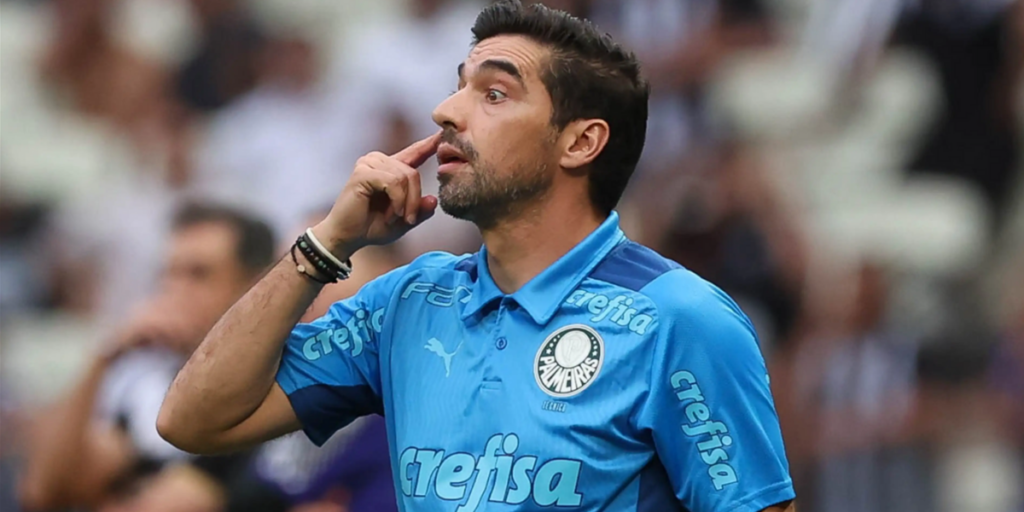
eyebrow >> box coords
[457,59,527,90]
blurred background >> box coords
[1,0,1022,511]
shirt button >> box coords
[495,337,508,350]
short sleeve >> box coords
[276,267,406,446]
[637,271,795,512]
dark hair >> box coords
[172,203,276,276]
[472,0,649,215]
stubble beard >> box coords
[438,158,553,231]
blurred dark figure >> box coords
[212,413,395,512]
[593,0,778,274]
[894,0,1023,228]
[660,141,807,353]
[39,0,186,173]
[813,0,1024,228]
[19,204,275,512]
[587,0,774,171]
[912,285,1007,512]
[192,33,334,239]
[176,0,265,113]
[0,193,50,315]
[793,262,931,512]
[41,0,166,130]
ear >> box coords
[558,119,610,171]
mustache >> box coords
[440,129,478,163]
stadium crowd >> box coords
[0,0,1022,511]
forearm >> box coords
[157,256,323,450]
[157,132,439,452]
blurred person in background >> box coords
[659,138,808,354]
[792,261,930,512]
[892,0,1023,230]
[38,0,194,224]
[128,212,402,512]
[28,0,185,327]
[809,0,1023,230]
[19,204,276,512]
[39,0,194,196]
[582,0,777,249]
[175,0,266,114]
[47,156,193,331]
[654,139,809,481]
[38,0,194,325]
[194,32,348,240]
[915,323,1008,512]
[40,0,174,149]
[587,0,774,170]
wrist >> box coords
[309,223,359,261]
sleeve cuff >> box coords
[723,480,796,512]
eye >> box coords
[485,89,507,103]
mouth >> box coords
[437,143,469,174]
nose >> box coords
[432,89,466,133]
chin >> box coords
[437,196,472,221]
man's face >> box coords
[160,222,251,334]
[432,35,560,228]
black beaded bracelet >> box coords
[296,237,337,280]
[295,233,351,281]
[290,244,334,284]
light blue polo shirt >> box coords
[276,212,795,512]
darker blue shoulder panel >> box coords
[637,456,688,512]
[286,384,384,446]
[589,241,681,292]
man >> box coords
[158,2,796,511]
[20,204,276,511]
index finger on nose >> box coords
[392,131,442,168]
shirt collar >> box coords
[461,212,625,324]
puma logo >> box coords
[424,338,463,377]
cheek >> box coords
[479,122,551,168]
[472,103,550,159]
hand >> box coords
[98,297,206,364]
[312,132,441,257]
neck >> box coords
[481,199,605,294]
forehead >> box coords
[464,35,549,79]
